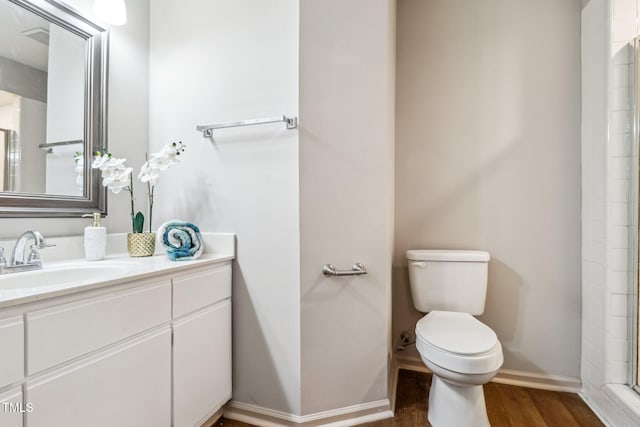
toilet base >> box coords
[428,375,490,427]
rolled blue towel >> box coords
[157,220,204,261]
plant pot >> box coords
[127,232,156,257]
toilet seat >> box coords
[416,311,503,374]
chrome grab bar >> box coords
[322,263,367,277]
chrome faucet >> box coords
[0,231,55,274]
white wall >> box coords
[299,0,395,415]
[0,97,19,192]
[0,101,17,130]
[0,97,18,132]
[16,97,46,194]
[0,56,48,103]
[45,145,83,196]
[44,24,84,196]
[150,1,395,420]
[149,0,301,416]
[394,0,583,380]
[0,0,149,239]
[46,24,84,144]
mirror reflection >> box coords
[0,0,86,197]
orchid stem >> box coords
[128,177,135,233]
[148,184,154,233]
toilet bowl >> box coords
[406,249,502,427]
[416,311,503,427]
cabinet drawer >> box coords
[26,327,171,427]
[0,316,23,389]
[0,387,23,427]
[27,281,171,374]
[173,263,231,318]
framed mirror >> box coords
[0,0,107,217]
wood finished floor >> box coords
[216,369,604,427]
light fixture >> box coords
[92,0,127,26]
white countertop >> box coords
[0,232,235,308]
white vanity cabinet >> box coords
[173,263,232,427]
[0,258,233,427]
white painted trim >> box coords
[223,399,393,426]
[580,391,615,427]
[601,384,640,426]
[493,369,581,393]
[222,403,290,427]
[302,399,392,423]
[395,354,581,393]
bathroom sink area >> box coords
[0,254,233,307]
[0,261,136,291]
[0,232,235,427]
[0,232,236,308]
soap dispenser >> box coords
[83,213,106,261]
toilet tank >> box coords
[406,250,490,315]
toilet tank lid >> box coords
[406,250,490,262]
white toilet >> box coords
[406,249,503,427]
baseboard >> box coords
[493,369,581,393]
[395,354,581,393]
[222,403,292,427]
[223,399,393,427]
[581,389,615,427]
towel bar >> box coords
[322,263,367,277]
[196,115,298,138]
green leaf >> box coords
[133,212,144,233]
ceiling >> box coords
[0,0,51,71]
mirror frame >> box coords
[0,0,107,217]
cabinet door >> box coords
[173,301,231,427]
[26,327,171,427]
[0,316,23,388]
[0,387,23,427]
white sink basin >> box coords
[0,261,136,291]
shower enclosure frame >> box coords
[632,37,640,394]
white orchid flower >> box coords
[91,153,110,169]
[157,144,181,164]
[137,142,185,185]
[138,162,159,185]
[102,166,132,193]
[106,175,131,193]
[148,155,171,171]
[92,152,133,194]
